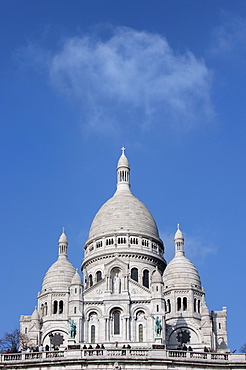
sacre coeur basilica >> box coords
[2,149,245,369]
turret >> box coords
[174,224,184,256]
[116,147,130,192]
[58,227,68,258]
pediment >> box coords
[83,277,106,296]
[104,256,128,273]
[129,278,151,296]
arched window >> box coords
[44,302,48,315]
[53,300,58,314]
[183,297,187,311]
[41,304,44,317]
[177,297,182,311]
[89,274,93,287]
[167,299,171,313]
[131,268,138,282]
[96,271,102,282]
[59,300,63,314]
[142,270,149,288]
[74,307,77,314]
[164,300,167,312]
[113,310,120,335]
[139,324,143,342]
[194,298,197,312]
[91,325,95,343]
[198,300,201,313]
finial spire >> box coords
[58,227,68,258]
[174,224,184,256]
[116,148,130,192]
[121,146,126,155]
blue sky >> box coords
[0,0,246,352]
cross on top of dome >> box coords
[121,146,126,155]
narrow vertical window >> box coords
[59,300,63,314]
[167,299,171,313]
[131,268,138,282]
[91,325,95,343]
[53,300,58,314]
[183,297,187,311]
[139,324,143,342]
[143,270,149,288]
[157,305,159,312]
[198,300,200,313]
[194,298,197,312]
[177,297,182,311]
[89,274,93,287]
[96,271,102,282]
[74,307,77,314]
[113,310,120,335]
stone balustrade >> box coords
[1,348,245,364]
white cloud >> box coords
[45,27,214,134]
[210,12,246,61]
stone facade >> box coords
[15,150,238,369]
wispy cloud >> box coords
[21,26,215,134]
[161,230,216,266]
[209,12,246,62]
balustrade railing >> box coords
[0,348,243,363]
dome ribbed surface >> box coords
[89,190,159,239]
[42,257,76,292]
[164,255,201,288]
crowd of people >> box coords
[176,344,193,351]
[176,344,212,352]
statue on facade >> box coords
[113,273,121,293]
[68,319,76,339]
[153,316,162,336]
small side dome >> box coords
[42,259,76,292]
[164,254,201,288]
[42,230,76,292]
[71,269,82,285]
[164,225,201,288]
[152,269,163,284]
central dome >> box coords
[89,190,159,239]
[88,149,160,241]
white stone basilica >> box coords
[20,149,228,353]
[12,150,246,370]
